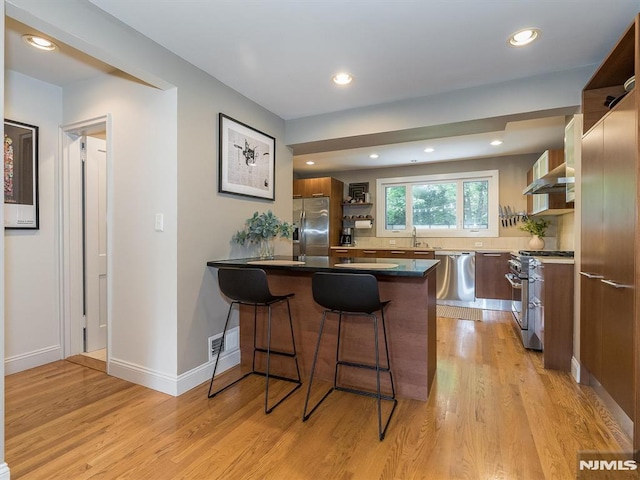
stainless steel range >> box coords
[506,250,574,350]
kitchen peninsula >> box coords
[206,256,439,401]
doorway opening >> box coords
[60,116,111,373]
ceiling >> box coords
[6,1,640,172]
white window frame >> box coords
[376,170,499,238]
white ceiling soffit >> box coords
[293,116,567,173]
[5,17,116,87]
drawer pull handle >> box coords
[600,279,632,289]
[482,253,502,257]
[579,271,604,279]
[363,250,377,254]
[390,251,406,254]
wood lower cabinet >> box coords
[541,263,574,371]
[475,252,511,300]
[330,248,435,259]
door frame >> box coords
[59,115,112,366]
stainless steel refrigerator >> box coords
[293,197,330,256]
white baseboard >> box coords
[177,348,241,396]
[109,347,241,397]
[0,462,10,480]
[4,345,62,375]
[571,356,581,383]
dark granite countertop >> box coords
[207,255,439,278]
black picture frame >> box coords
[348,182,369,202]
[218,113,276,200]
[4,119,39,229]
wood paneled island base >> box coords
[207,256,438,401]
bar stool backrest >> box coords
[218,267,275,304]
[312,272,383,314]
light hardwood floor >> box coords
[6,310,631,479]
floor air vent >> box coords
[208,334,225,361]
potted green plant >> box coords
[232,210,293,258]
[519,217,550,249]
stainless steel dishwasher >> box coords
[435,251,476,303]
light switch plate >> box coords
[155,213,164,232]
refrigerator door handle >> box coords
[300,210,306,256]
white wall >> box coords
[285,66,590,147]
[6,0,291,396]
[4,70,63,374]
[63,75,179,383]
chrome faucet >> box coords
[412,226,418,247]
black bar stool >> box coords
[303,272,398,440]
[208,267,302,414]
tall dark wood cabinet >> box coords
[579,15,638,445]
[580,123,604,381]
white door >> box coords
[84,136,108,352]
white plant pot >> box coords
[528,235,545,250]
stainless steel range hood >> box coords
[523,176,575,195]
[523,163,574,195]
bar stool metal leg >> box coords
[302,311,334,421]
[209,299,302,414]
[208,301,252,398]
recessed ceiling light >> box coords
[369,153,379,159]
[507,28,541,47]
[333,73,353,85]
[424,147,435,153]
[22,34,57,51]
[490,140,503,146]
[305,161,315,165]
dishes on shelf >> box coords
[624,75,635,92]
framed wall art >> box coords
[218,113,275,200]
[348,182,369,203]
[4,119,39,229]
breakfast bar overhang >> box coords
[206,256,439,401]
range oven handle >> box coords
[505,273,522,289]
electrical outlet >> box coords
[475,242,483,247]
[389,240,397,245]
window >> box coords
[377,170,499,237]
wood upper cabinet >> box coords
[475,252,511,300]
[293,177,336,198]
[528,149,573,215]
